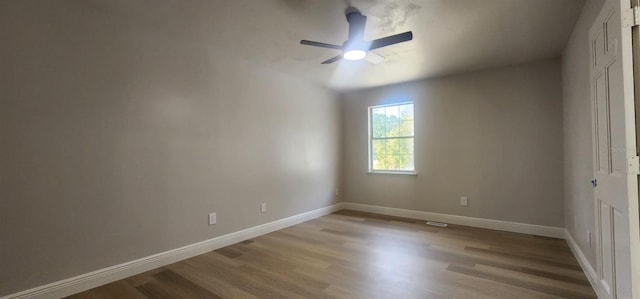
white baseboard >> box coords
[3,203,344,299]
[342,202,565,238]
[564,229,598,292]
[341,203,596,294]
[4,202,592,299]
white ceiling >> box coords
[102,0,585,90]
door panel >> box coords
[607,58,628,174]
[613,208,631,299]
[594,72,609,174]
[597,200,614,295]
[605,10,619,53]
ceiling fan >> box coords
[300,7,413,64]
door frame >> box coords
[631,0,640,295]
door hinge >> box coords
[629,155,640,175]
[625,5,640,27]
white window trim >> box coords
[367,101,416,175]
[368,170,418,175]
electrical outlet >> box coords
[260,203,267,213]
[208,212,216,225]
[335,188,339,196]
[460,196,468,207]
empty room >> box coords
[2,0,639,298]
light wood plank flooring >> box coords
[67,210,596,299]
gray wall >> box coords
[341,59,565,227]
[0,2,340,296]
[562,0,605,268]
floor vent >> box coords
[426,221,448,227]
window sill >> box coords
[368,171,417,176]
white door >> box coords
[590,0,640,298]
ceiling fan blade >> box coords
[365,51,385,64]
[300,40,343,50]
[368,31,413,50]
[321,55,343,64]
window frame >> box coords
[367,101,417,175]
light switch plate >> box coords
[208,212,216,225]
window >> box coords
[369,102,415,173]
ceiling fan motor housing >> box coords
[345,9,367,42]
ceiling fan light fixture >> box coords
[343,49,367,60]
[299,6,413,64]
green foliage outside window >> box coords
[370,103,414,171]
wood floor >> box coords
[67,210,596,299]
